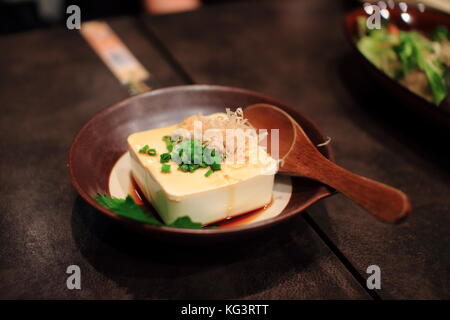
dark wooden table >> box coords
[1,0,449,299]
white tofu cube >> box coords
[127,122,276,225]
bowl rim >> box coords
[68,84,334,235]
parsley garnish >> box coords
[96,194,162,225]
[95,194,203,229]
[168,216,204,229]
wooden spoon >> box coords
[244,103,411,223]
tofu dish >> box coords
[127,108,278,226]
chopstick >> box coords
[80,21,152,95]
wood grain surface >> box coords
[142,0,450,298]
[0,16,369,299]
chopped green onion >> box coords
[204,169,214,177]
[162,136,174,152]
[161,164,171,173]
[179,164,189,172]
[163,138,223,176]
[148,148,157,156]
[160,153,171,163]
[189,164,199,172]
[139,145,149,153]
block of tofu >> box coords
[127,121,277,225]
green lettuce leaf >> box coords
[432,26,449,42]
[357,21,448,105]
[357,28,399,78]
[394,31,447,104]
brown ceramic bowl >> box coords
[68,85,334,242]
[344,7,450,128]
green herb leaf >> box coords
[167,216,203,229]
[95,194,203,229]
[161,164,171,173]
[95,194,163,226]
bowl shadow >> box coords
[71,196,323,299]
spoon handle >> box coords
[303,157,411,223]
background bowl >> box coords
[68,85,334,243]
[344,7,450,129]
